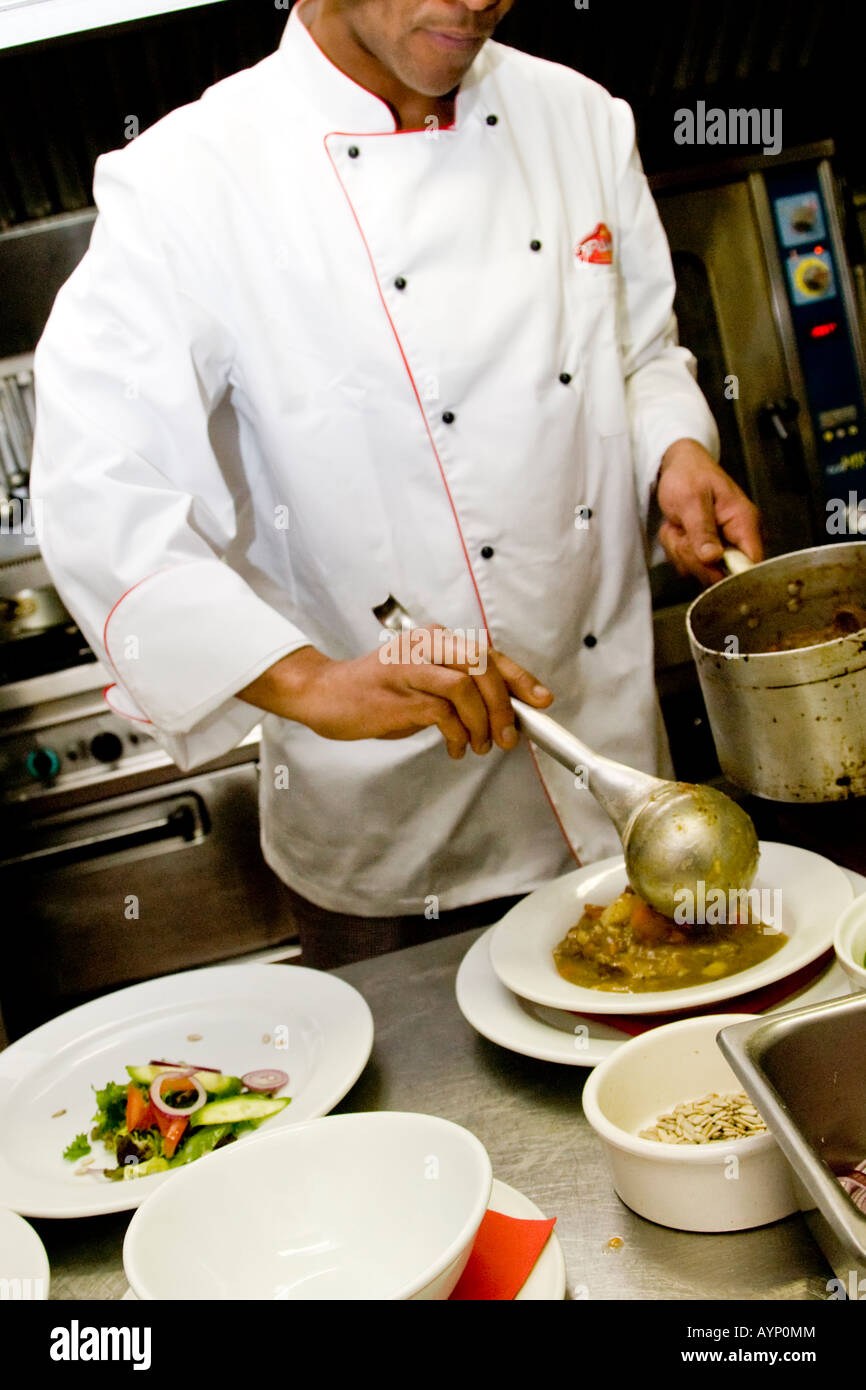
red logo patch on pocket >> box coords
[576,222,613,265]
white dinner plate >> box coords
[488,842,852,1013]
[456,867,865,1067]
[122,1177,565,1302]
[0,963,373,1218]
[0,1207,50,1298]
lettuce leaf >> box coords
[90,1080,129,1140]
[63,1132,92,1162]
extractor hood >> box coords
[0,0,229,51]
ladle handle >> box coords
[509,698,660,835]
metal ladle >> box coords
[373,595,760,919]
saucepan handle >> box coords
[721,548,756,577]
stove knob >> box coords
[90,732,124,764]
[26,747,60,781]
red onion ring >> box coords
[241,1069,288,1093]
[149,1069,206,1118]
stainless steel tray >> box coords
[719,994,866,1293]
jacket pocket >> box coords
[567,263,628,438]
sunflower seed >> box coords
[639,1091,768,1144]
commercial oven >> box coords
[0,651,301,1044]
[648,140,866,779]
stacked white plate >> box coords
[456,842,860,1066]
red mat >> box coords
[449,1210,557,1300]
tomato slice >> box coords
[125,1083,155,1133]
[155,1112,189,1158]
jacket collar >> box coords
[279,0,490,135]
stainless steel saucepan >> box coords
[687,541,866,801]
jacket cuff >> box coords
[628,347,721,511]
[103,559,312,735]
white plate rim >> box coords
[0,1206,50,1297]
[0,962,374,1218]
[488,842,853,1013]
[455,867,864,1067]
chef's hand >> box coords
[236,628,554,761]
[656,438,764,586]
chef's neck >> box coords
[301,1,460,132]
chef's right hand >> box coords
[236,628,553,760]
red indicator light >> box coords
[814,245,824,255]
[811,322,839,338]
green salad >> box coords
[63,1062,290,1180]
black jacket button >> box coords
[348,146,360,158]
[530,240,542,252]
[486,114,499,126]
[442,411,456,425]
[559,372,572,385]
[395,277,407,290]
[481,546,494,559]
[583,634,597,648]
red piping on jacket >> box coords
[101,566,185,726]
[103,684,154,725]
[323,134,581,866]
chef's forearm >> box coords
[235,645,333,720]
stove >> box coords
[0,494,300,1049]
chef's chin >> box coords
[402,29,486,95]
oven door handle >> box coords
[758,397,809,492]
[0,797,205,870]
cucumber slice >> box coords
[125,1065,241,1096]
[125,1065,155,1086]
[189,1095,290,1127]
[168,1124,235,1167]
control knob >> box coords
[90,732,124,764]
[790,202,818,233]
[26,747,60,781]
[795,257,832,296]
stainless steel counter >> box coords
[31,927,833,1301]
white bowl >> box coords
[582,1013,797,1231]
[123,1112,492,1300]
[833,896,866,992]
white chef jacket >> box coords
[31,1,719,915]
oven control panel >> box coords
[767,167,866,523]
[0,711,161,802]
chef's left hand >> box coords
[656,438,764,585]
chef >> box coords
[31,0,762,967]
